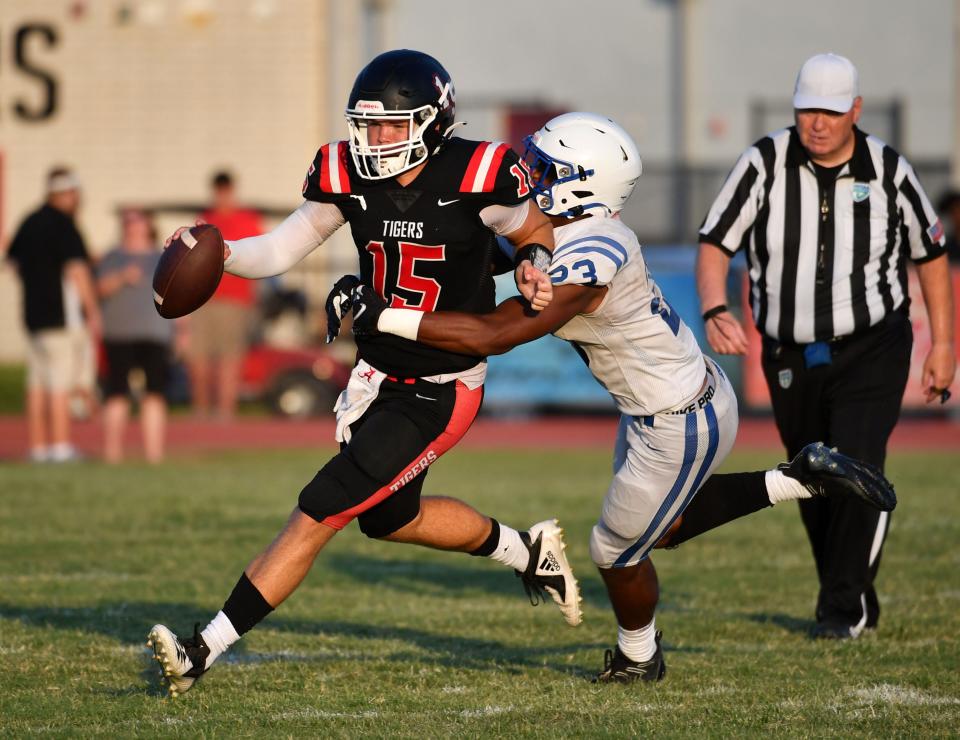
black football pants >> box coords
[761,309,912,629]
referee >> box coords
[695,53,956,639]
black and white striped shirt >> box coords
[700,126,946,344]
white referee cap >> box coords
[793,53,859,113]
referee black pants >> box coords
[761,309,912,630]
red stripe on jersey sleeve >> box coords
[319,144,333,192]
[481,143,510,192]
[335,141,351,194]
[460,142,489,192]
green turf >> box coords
[1,447,958,737]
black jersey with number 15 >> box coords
[303,137,532,378]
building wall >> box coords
[0,0,332,361]
[383,0,953,160]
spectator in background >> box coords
[937,190,960,264]
[96,208,173,463]
[186,171,262,420]
[7,167,101,463]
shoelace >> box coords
[182,623,203,650]
[515,531,547,607]
[516,570,547,607]
[593,649,620,682]
[181,623,209,677]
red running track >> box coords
[0,414,957,462]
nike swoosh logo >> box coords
[437,198,460,207]
[416,393,437,401]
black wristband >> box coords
[702,304,728,321]
[514,243,552,272]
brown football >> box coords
[152,224,225,318]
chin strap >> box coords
[433,121,468,154]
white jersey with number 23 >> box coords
[549,215,706,416]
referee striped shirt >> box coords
[700,126,946,344]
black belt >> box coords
[765,306,908,352]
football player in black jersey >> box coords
[148,49,581,696]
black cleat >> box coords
[811,620,861,640]
[147,623,211,696]
[779,442,897,512]
[593,631,666,683]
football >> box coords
[152,224,225,318]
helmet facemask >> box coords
[346,103,440,180]
[521,136,597,217]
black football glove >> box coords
[350,284,387,338]
[325,274,360,343]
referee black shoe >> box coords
[593,632,666,683]
[779,442,897,512]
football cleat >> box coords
[594,631,666,683]
[778,442,897,512]
[147,624,210,697]
[516,519,583,627]
[811,620,861,640]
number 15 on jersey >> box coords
[365,240,446,312]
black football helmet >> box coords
[345,49,457,180]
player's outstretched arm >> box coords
[502,204,555,311]
[224,201,345,278]
[352,281,601,356]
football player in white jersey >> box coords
[343,112,896,682]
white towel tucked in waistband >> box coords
[334,360,386,444]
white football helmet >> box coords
[522,112,642,218]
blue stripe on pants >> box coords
[613,404,721,567]
[614,414,699,567]
[675,403,720,520]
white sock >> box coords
[487,524,530,571]
[765,469,813,504]
[29,446,49,462]
[200,610,241,667]
[618,617,657,662]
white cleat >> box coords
[516,519,583,627]
[147,624,209,697]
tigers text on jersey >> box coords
[549,216,706,416]
[303,138,532,378]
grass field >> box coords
[1,447,958,738]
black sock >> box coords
[468,518,500,556]
[222,573,275,636]
[668,471,771,547]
